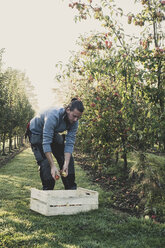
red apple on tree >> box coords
[91,102,96,107]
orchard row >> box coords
[0,50,36,154]
[57,0,165,168]
[55,0,165,217]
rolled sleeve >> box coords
[64,121,78,154]
[42,115,58,153]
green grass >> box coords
[0,148,165,248]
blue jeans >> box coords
[29,133,77,190]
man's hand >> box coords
[51,165,60,180]
[61,164,68,177]
[61,153,71,177]
[45,152,60,180]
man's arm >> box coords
[42,111,59,155]
[42,111,60,180]
[62,121,78,176]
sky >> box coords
[0,0,142,112]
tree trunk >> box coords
[17,136,20,147]
[17,136,19,147]
[121,136,128,171]
[0,135,1,154]
[21,136,24,146]
[115,152,119,165]
[14,136,17,149]
[9,134,12,153]
[123,152,127,171]
[2,133,6,155]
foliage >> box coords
[56,0,165,165]
[0,51,35,153]
[129,152,165,219]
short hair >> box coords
[66,98,84,113]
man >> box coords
[27,98,84,190]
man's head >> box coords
[66,98,84,124]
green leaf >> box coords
[147,111,151,118]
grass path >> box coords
[0,148,165,248]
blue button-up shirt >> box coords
[29,107,78,154]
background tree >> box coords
[0,57,35,154]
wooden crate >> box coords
[30,187,99,216]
